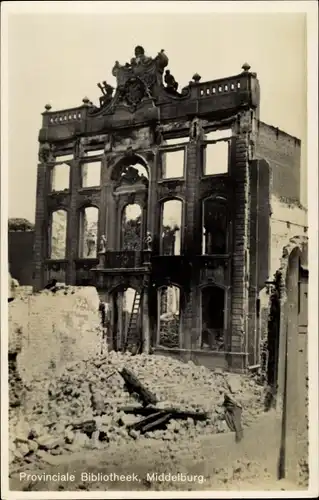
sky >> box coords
[6,7,307,222]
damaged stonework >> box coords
[10,286,104,386]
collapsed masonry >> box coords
[9,286,267,469]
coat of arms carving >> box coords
[123,78,147,107]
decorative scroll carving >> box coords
[110,46,169,111]
[159,180,185,199]
[48,192,70,211]
[39,142,55,163]
[77,191,100,209]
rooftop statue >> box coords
[112,46,168,88]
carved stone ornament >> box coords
[99,234,107,253]
[112,46,168,109]
[189,117,203,142]
[144,231,153,251]
[122,77,147,107]
[237,111,253,135]
[39,142,55,163]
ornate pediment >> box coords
[112,46,168,89]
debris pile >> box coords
[9,285,103,385]
[9,351,265,468]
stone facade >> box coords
[33,46,304,371]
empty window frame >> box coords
[160,200,182,256]
[202,197,228,255]
[81,162,101,187]
[161,149,185,179]
[121,203,142,251]
[78,206,99,258]
[157,285,181,348]
[203,129,232,176]
[201,286,226,351]
[49,209,67,259]
[51,164,70,192]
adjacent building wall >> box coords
[270,195,307,277]
[8,231,34,286]
[256,122,301,202]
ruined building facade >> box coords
[34,46,306,371]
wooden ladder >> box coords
[124,290,142,353]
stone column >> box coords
[230,111,256,370]
[33,163,49,290]
[146,152,158,248]
[248,160,259,366]
[183,136,201,352]
[99,155,108,240]
[66,160,80,284]
[142,289,150,353]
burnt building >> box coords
[34,46,303,371]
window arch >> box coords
[157,284,181,348]
[121,203,143,251]
[51,163,70,192]
[160,199,183,256]
[78,206,99,258]
[49,209,67,259]
[111,158,149,186]
[202,197,228,255]
[200,285,226,351]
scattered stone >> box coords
[128,429,139,440]
[36,435,65,450]
[16,442,29,456]
[226,374,243,394]
[72,432,90,449]
[36,449,62,465]
[27,440,39,453]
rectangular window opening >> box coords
[81,162,101,187]
[162,150,184,179]
[204,141,229,176]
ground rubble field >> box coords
[9,351,308,491]
[10,352,263,463]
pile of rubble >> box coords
[10,351,265,467]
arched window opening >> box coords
[158,285,181,348]
[81,162,101,188]
[121,204,142,251]
[49,209,67,259]
[112,161,149,187]
[202,198,227,255]
[201,286,225,351]
[51,164,70,192]
[161,149,185,179]
[79,206,99,258]
[204,129,231,176]
[161,200,182,256]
